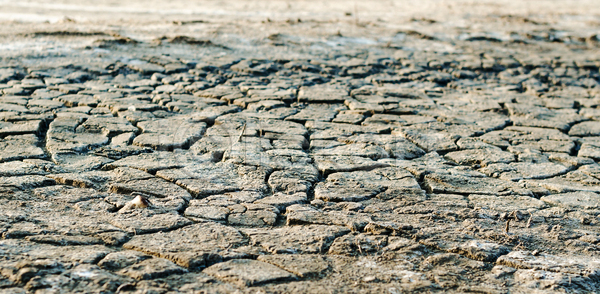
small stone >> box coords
[119,195,152,211]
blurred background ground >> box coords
[0,0,598,60]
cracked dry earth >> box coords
[2,1,600,294]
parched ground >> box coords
[1,1,600,293]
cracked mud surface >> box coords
[1,1,600,293]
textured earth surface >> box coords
[1,0,600,293]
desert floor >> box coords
[1,1,600,293]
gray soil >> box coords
[1,0,600,293]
